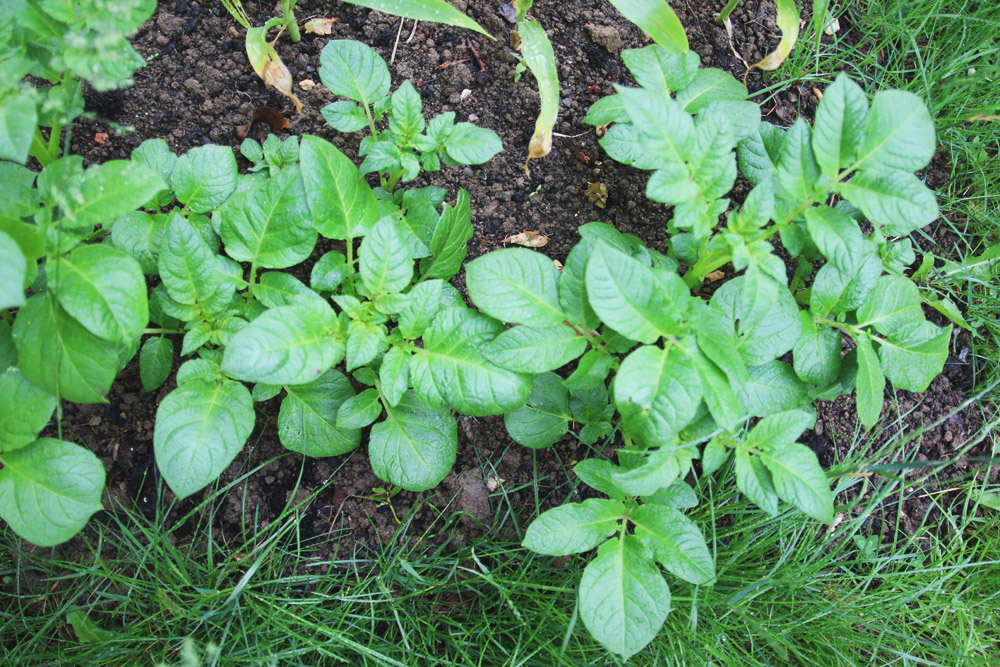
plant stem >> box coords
[30,127,56,166]
[717,0,740,25]
[281,0,300,42]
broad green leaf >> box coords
[741,360,808,418]
[255,272,329,313]
[760,443,834,523]
[112,211,166,274]
[319,39,391,105]
[737,122,784,185]
[675,67,747,113]
[646,162,699,205]
[12,295,118,404]
[607,0,687,53]
[0,439,104,546]
[218,169,315,269]
[394,279,444,339]
[838,169,939,236]
[523,498,624,556]
[484,324,587,373]
[631,505,714,584]
[65,609,116,644]
[379,347,410,407]
[139,336,173,392]
[221,306,343,385]
[504,372,570,449]
[50,245,148,342]
[170,145,237,213]
[466,248,564,326]
[810,255,881,317]
[158,214,225,308]
[359,218,413,294]
[804,205,875,269]
[735,448,779,515]
[616,86,693,164]
[586,243,688,344]
[321,100,369,133]
[563,349,614,391]
[338,0,490,36]
[56,160,166,228]
[689,112,738,199]
[280,370,361,456]
[700,436,730,475]
[0,95,36,164]
[621,46,699,97]
[793,313,841,386]
[599,123,671,170]
[878,321,950,393]
[389,80,425,142]
[154,379,254,500]
[252,383,282,402]
[579,536,671,660]
[583,94,629,126]
[812,73,869,178]
[177,358,222,386]
[857,275,924,335]
[647,481,699,509]
[745,409,816,452]
[855,333,885,428]
[346,319,389,371]
[420,189,473,280]
[311,251,349,292]
[614,345,702,447]
[299,135,379,240]
[0,370,56,453]
[856,90,936,173]
[336,387,383,429]
[0,231,26,309]
[698,100,762,143]
[410,307,531,415]
[369,391,457,492]
[777,119,821,202]
[687,346,741,432]
[574,459,627,501]
[443,122,503,165]
[558,240,600,329]
[611,446,682,496]
[131,139,177,207]
[712,277,802,366]
[0,321,15,370]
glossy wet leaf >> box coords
[504,371,571,449]
[631,505,714,584]
[279,370,361,456]
[523,498,624,556]
[368,391,457,492]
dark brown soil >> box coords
[12,0,993,577]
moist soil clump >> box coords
[10,0,991,587]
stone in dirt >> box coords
[585,23,623,53]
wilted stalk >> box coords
[518,18,558,175]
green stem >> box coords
[281,0,300,42]
[246,263,258,304]
[47,125,62,158]
[30,128,56,167]
[143,328,183,335]
[716,0,740,25]
[385,169,405,193]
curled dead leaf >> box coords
[502,231,549,248]
[299,78,316,91]
[93,132,109,145]
[523,129,551,176]
[245,26,303,115]
[304,17,340,35]
[705,270,726,282]
[263,59,302,114]
[236,107,289,140]
[586,182,608,208]
[553,259,563,271]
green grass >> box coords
[3,1,999,664]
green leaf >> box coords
[0,438,104,546]
[804,205,875,269]
[793,313,841,386]
[838,169,939,236]
[856,275,925,335]
[139,337,173,392]
[12,295,118,404]
[563,349,614,391]
[689,112,738,199]
[50,245,148,342]
[389,80,425,142]
[687,346,742,432]
[221,306,342,386]
[346,319,388,371]
[558,240,600,329]
[359,218,413,295]
[741,360,808,418]
[586,243,688,344]
[255,272,329,313]
[379,347,410,407]
[484,325,587,373]
[336,387,382,429]
[518,18,559,167]
[599,123,671,170]
[319,39,391,105]
[299,135,379,240]
[311,251,349,292]
[579,536,671,660]
[614,345,703,447]
[616,86,693,164]
[712,277,802,366]
[735,448,779,515]
[523,498,624,556]
[338,0,491,37]
[621,46,699,96]
[583,94,629,126]
[321,100,369,133]
[812,73,869,178]
[154,379,254,500]
[646,480,699,508]
[0,95,36,164]
[443,122,503,165]
[607,0,687,53]
[810,256,882,318]
[856,90,936,172]
[855,333,885,428]
[111,211,165,275]
[158,214,225,309]
[737,122,783,185]
[631,505,713,584]
[573,459,626,501]
[131,139,177,207]
[759,443,834,523]
[0,231,26,310]
[776,119,821,202]
[279,370,361,456]
[675,67,747,113]
[877,321,950,393]
[410,307,531,415]
[745,409,816,452]
[419,190,473,280]
[218,169,315,269]
[393,279,444,339]
[0,370,56,453]
[369,391,457,492]
[700,436,730,475]
[611,446,682,496]
[504,372,571,449]
[55,160,165,229]
[466,248,564,326]
[170,145,237,213]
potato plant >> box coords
[466,46,949,657]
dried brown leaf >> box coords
[236,107,290,140]
[304,18,340,35]
[299,78,316,91]
[502,231,549,248]
[93,132,109,145]
[705,270,726,282]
